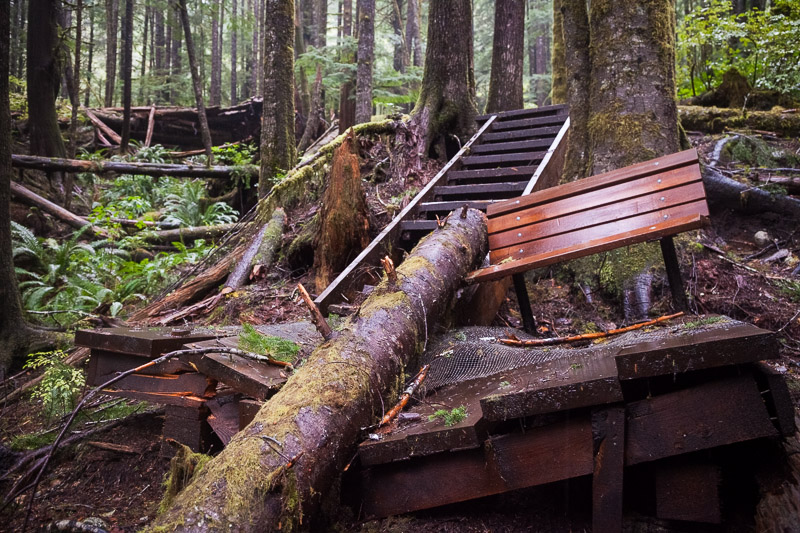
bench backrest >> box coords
[468,149,709,283]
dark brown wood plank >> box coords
[103,372,211,395]
[489,181,707,252]
[625,375,778,465]
[461,151,546,167]
[359,379,490,467]
[592,406,625,533]
[482,126,563,143]
[480,350,622,421]
[470,138,555,154]
[206,397,241,445]
[361,417,592,518]
[447,165,539,182]
[239,398,263,429]
[101,388,207,408]
[163,404,214,453]
[196,353,286,401]
[87,349,194,386]
[416,200,496,214]
[490,114,568,131]
[476,104,568,122]
[522,117,571,195]
[434,182,527,198]
[467,214,709,284]
[655,459,721,524]
[75,326,223,358]
[490,199,710,264]
[486,149,699,218]
[615,321,778,379]
[488,162,703,235]
[400,220,438,232]
[753,362,796,436]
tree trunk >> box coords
[155,6,166,103]
[560,0,590,182]
[210,0,221,106]
[139,3,149,104]
[354,0,374,124]
[529,0,551,107]
[1,0,41,376]
[312,130,369,291]
[587,0,678,174]
[259,0,296,198]
[551,0,566,105]
[9,180,95,231]
[119,0,134,153]
[225,207,286,289]
[298,66,324,151]
[170,2,182,105]
[147,208,488,532]
[338,0,355,133]
[26,0,67,162]
[312,0,327,48]
[84,5,94,107]
[486,0,525,113]
[177,0,214,164]
[104,0,119,107]
[68,0,83,159]
[249,0,261,97]
[390,0,407,73]
[405,0,421,67]
[231,0,238,106]
[412,0,476,153]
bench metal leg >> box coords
[660,237,688,311]
[512,273,536,334]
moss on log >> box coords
[147,208,488,532]
[679,105,800,137]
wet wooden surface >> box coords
[655,458,722,524]
[592,406,626,533]
[75,326,229,358]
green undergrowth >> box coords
[237,324,301,363]
[158,443,213,514]
[428,405,467,427]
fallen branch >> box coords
[144,223,238,244]
[10,181,103,234]
[298,283,334,340]
[499,312,685,347]
[378,364,430,428]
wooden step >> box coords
[482,126,563,143]
[470,138,555,154]
[460,151,546,168]
[476,104,568,123]
[433,181,527,199]
[447,166,538,183]
[416,200,495,216]
[491,115,567,132]
[400,219,438,233]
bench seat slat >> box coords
[468,214,709,284]
[489,181,707,251]
[488,165,703,237]
[487,150,699,218]
[490,199,709,264]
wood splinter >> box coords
[298,283,334,340]
[436,213,450,229]
[381,256,397,284]
[378,364,430,428]
[460,205,469,219]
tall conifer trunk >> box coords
[561,0,590,181]
[338,0,355,132]
[405,0,421,67]
[170,2,182,104]
[210,0,221,106]
[104,0,119,107]
[354,0,374,124]
[486,0,525,113]
[120,0,134,153]
[84,6,94,106]
[551,0,566,104]
[231,0,238,105]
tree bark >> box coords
[210,0,221,106]
[225,207,285,289]
[119,0,134,153]
[147,208,488,532]
[338,0,355,133]
[312,130,369,291]
[354,0,374,124]
[249,0,261,98]
[169,2,182,105]
[84,5,94,107]
[702,166,800,220]
[405,0,421,67]
[231,0,238,106]
[298,66,324,151]
[486,0,525,113]
[529,0,551,107]
[551,0,566,105]
[412,0,476,153]
[139,3,150,104]
[104,0,119,107]
[259,0,297,198]
[177,0,214,164]
[390,0,407,73]
[560,0,590,181]
[146,223,239,244]
[587,0,679,175]
[69,0,83,159]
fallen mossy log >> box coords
[679,105,800,137]
[703,165,800,220]
[145,224,239,245]
[225,207,285,289]
[147,208,488,532]
[12,153,258,180]
[10,181,107,236]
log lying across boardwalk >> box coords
[11,154,258,180]
[148,208,489,532]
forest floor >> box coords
[1,128,800,532]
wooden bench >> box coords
[466,149,709,331]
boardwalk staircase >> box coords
[315,104,570,316]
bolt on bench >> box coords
[466,149,709,332]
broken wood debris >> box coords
[377,365,430,429]
[297,283,334,340]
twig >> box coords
[498,312,685,347]
[297,283,334,340]
[381,256,397,284]
[778,308,800,333]
[377,365,430,428]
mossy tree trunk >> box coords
[587,0,679,174]
[119,0,134,153]
[560,0,590,182]
[147,209,489,532]
[550,0,567,105]
[104,0,118,107]
[259,0,297,198]
[354,0,374,124]
[412,0,477,153]
[485,0,525,113]
[312,129,370,291]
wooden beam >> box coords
[655,459,721,524]
[84,107,122,144]
[592,406,625,533]
[523,116,570,195]
[145,104,156,147]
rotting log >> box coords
[225,208,285,289]
[145,224,239,245]
[10,181,106,235]
[703,165,800,220]
[147,208,488,532]
[679,105,800,137]
[12,154,258,179]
